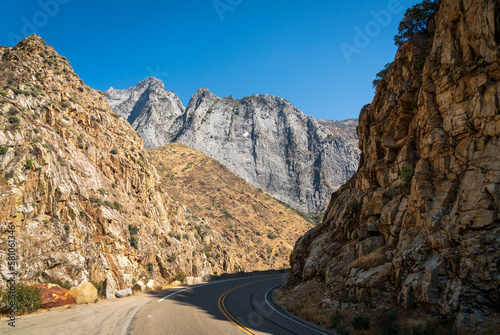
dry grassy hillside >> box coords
[148,143,314,270]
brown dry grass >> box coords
[147,143,314,271]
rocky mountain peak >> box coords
[106,80,359,214]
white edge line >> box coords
[158,274,281,303]
[121,303,149,335]
[264,286,330,335]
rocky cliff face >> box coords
[277,0,500,331]
[317,118,359,147]
[105,78,185,149]
[0,36,309,292]
[105,85,359,215]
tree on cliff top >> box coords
[394,0,440,47]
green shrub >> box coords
[417,59,426,70]
[347,200,362,213]
[401,164,415,185]
[168,230,182,240]
[172,271,186,283]
[110,148,118,155]
[8,116,20,125]
[89,196,103,205]
[51,279,72,291]
[90,281,104,297]
[333,197,345,206]
[0,90,7,96]
[128,225,139,235]
[97,188,107,195]
[112,201,122,211]
[44,58,56,66]
[31,136,42,144]
[373,62,394,88]
[130,235,139,249]
[147,263,154,272]
[25,159,34,170]
[167,254,176,263]
[0,146,7,155]
[203,246,211,258]
[0,284,42,315]
[267,232,277,240]
[351,314,371,330]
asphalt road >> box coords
[1,274,332,335]
[126,274,331,335]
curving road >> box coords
[125,274,331,335]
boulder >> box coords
[146,279,157,291]
[115,288,133,298]
[32,283,74,308]
[103,276,117,300]
[69,281,98,304]
[132,281,145,293]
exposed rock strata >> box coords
[278,0,500,331]
[0,36,310,294]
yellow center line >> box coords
[217,278,275,335]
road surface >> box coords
[2,274,332,335]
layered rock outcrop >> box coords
[278,0,500,331]
[0,36,310,294]
[105,84,359,215]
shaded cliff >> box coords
[277,0,500,332]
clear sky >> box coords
[1,0,420,120]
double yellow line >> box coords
[217,278,273,335]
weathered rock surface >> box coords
[105,78,185,149]
[316,118,359,147]
[0,36,309,297]
[105,83,359,214]
[277,0,500,331]
[132,280,145,293]
[69,281,98,304]
[115,288,132,298]
[103,277,116,300]
[32,283,74,308]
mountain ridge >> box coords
[105,81,360,215]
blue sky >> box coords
[1,0,420,120]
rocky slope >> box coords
[148,143,314,270]
[0,36,310,294]
[317,118,359,147]
[276,0,500,332]
[105,84,360,215]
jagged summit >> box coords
[106,79,359,214]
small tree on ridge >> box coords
[394,0,440,47]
